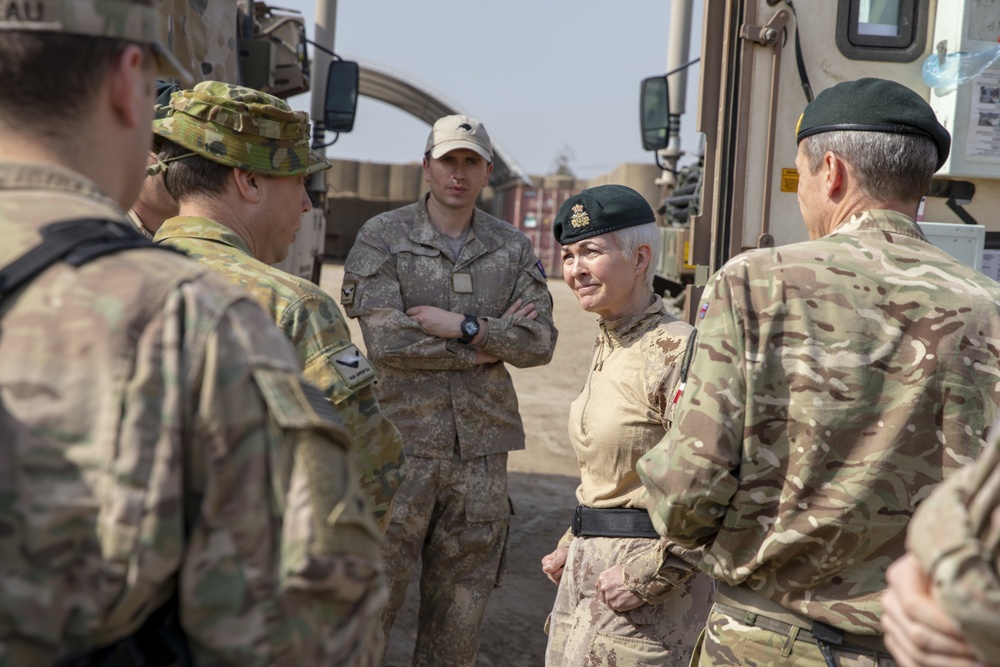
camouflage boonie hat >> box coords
[0,0,191,84]
[152,81,332,177]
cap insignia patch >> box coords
[570,204,591,229]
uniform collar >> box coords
[830,209,927,242]
[0,161,123,214]
[598,294,665,346]
[409,195,502,263]
[154,215,254,257]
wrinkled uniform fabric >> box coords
[546,297,713,666]
[0,162,385,667]
[906,418,1000,663]
[696,610,897,666]
[342,196,557,665]
[155,215,407,530]
[638,210,1000,652]
[156,0,240,84]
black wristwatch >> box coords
[458,314,480,344]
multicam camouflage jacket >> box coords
[342,197,557,460]
[638,209,1000,634]
[0,163,384,666]
[155,215,407,530]
[906,418,1000,662]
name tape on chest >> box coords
[452,272,474,293]
[331,344,376,389]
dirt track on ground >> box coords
[321,262,596,665]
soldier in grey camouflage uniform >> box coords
[637,77,1000,666]
[342,114,558,666]
[541,185,713,667]
[0,3,384,665]
[881,424,1000,667]
[151,81,407,531]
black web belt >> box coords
[713,582,888,665]
[571,505,660,539]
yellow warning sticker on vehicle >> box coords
[781,168,799,193]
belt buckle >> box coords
[571,505,584,536]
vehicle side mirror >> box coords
[640,75,671,151]
[324,60,359,133]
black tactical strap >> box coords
[0,218,183,301]
[785,0,814,103]
[571,505,660,539]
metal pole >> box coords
[311,0,336,141]
[660,0,693,186]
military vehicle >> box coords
[641,0,1000,320]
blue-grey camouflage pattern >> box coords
[639,209,1000,635]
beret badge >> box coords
[570,204,591,229]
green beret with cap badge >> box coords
[796,77,951,170]
[152,80,331,177]
[553,184,656,245]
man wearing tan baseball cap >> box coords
[343,113,559,665]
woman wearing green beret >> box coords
[540,184,713,666]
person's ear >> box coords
[635,243,652,275]
[233,169,263,203]
[483,160,494,187]
[423,156,431,183]
[108,44,152,129]
[824,152,846,198]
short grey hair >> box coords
[608,222,661,291]
[801,130,938,204]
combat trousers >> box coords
[377,452,510,667]
[693,608,898,666]
[545,535,714,666]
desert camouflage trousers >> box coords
[693,608,898,666]
[545,535,714,666]
[377,452,510,667]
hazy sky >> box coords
[280,0,705,179]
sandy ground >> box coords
[320,262,598,665]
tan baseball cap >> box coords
[0,0,192,85]
[425,114,493,162]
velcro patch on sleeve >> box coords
[330,344,376,391]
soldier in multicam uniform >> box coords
[0,3,384,665]
[150,81,407,531]
[881,428,1000,667]
[342,114,558,665]
[637,77,1000,667]
[128,80,181,239]
[540,185,713,667]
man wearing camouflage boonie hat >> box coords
[638,77,1000,667]
[153,81,408,535]
[0,3,383,666]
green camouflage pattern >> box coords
[905,420,1000,662]
[155,0,239,84]
[155,215,407,531]
[378,454,510,666]
[0,162,384,665]
[568,296,693,511]
[152,81,331,176]
[341,197,558,460]
[693,608,898,666]
[0,0,190,82]
[638,209,1000,635]
[546,536,714,667]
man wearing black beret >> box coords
[638,77,1000,666]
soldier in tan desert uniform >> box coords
[0,2,383,665]
[342,114,558,665]
[639,78,1000,666]
[541,184,713,667]
[152,81,407,530]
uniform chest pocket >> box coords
[390,243,445,308]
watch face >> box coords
[462,318,479,337]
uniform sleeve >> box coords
[905,433,1000,663]
[637,270,746,549]
[179,291,385,667]
[475,244,557,369]
[281,292,407,533]
[342,219,482,371]
[621,539,703,605]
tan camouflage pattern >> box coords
[126,207,154,239]
[341,196,558,460]
[0,162,384,665]
[155,0,240,84]
[152,81,331,176]
[155,215,407,531]
[378,454,511,667]
[638,209,1000,636]
[569,295,693,510]
[546,536,714,667]
[905,419,1000,662]
[692,608,898,666]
